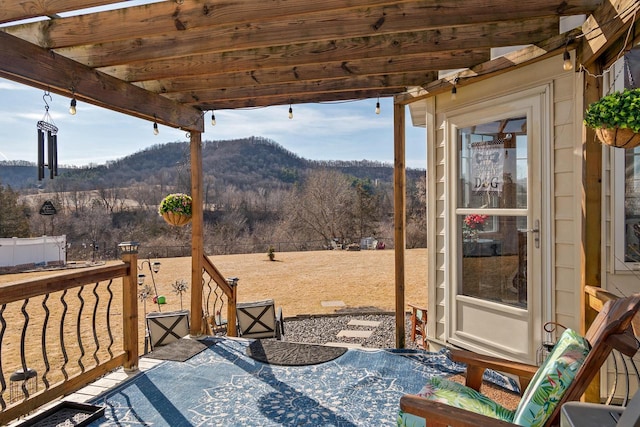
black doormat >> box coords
[247,340,347,366]
[16,401,104,426]
[145,338,212,362]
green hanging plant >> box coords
[158,193,192,226]
[584,88,640,148]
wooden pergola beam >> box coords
[0,0,119,24]
[166,70,464,106]
[0,31,204,132]
[395,28,582,105]
[55,17,556,70]
[578,0,640,67]
[4,0,599,49]
[194,89,399,110]
[394,97,406,348]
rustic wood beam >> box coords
[137,51,468,98]
[201,89,399,110]
[0,31,204,132]
[99,49,490,82]
[393,97,407,349]
[165,72,433,105]
[395,29,582,104]
[0,0,120,24]
[581,60,603,403]
[54,16,557,69]
[578,0,640,67]
[3,0,599,50]
[190,131,204,337]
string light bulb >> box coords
[375,98,381,115]
[288,105,293,119]
[153,115,159,135]
[211,111,216,126]
[69,96,77,115]
[563,48,573,71]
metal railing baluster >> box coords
[91,283,100,366]
[76,286,85,373]
[60,290,69,381]
[0,304,7,410]
[41,294,50,390]
[106,280,115,359]
[19,299,30,399]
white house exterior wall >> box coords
[424,55,583,351]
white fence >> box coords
[0,235,66,268]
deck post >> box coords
[191,131,204,336]
[582,61,603,403]
[226,277,238,336]
[394,97,406,349]
[119,242,139,371]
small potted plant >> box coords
[158,193,192,226]
[584,88,640,149]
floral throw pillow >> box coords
[511,328,590,426]
[397,376,515,427]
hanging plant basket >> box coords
[161,211,192,226]
[158,193,192,227]
[595,126,640,149]
[584,88,640,149]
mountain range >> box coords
[0,136,424,191]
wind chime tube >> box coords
[37,129,44,181]
[47,131,54,179]
[52,134,58,177]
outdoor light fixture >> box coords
[375,98,381,115]
[563,48,573,71]
[211,111,216,126]
[118,241,140,255]
[288,105,293,119]
[139,259,163,312]
[69,95,77,115]
[451,77,459,100]
[153,115,159,135]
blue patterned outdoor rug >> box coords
[89,337,519,426]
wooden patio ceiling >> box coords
[0,1,633,133]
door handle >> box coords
[526,219,540,249]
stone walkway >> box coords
[283,301,422,350]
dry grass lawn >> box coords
[1,248,428,317]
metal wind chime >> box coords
[37,92,59,180]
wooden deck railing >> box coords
[0,248,237,424]
[202,255,237,336]
[0,253,138,425]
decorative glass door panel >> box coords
[458,118,529,308]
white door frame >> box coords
[443,85,553,364]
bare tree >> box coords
[285,169,356,244]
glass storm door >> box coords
[448,91,546,364]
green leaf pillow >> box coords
[397,376,515,427]
[511,328,590,426]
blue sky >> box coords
[0,78,427,169]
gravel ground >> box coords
[282,313,423,350]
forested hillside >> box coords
[1,136,423,191]
[0,137,426,261]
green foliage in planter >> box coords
[158,193,192,216]
[584,88,640,133]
